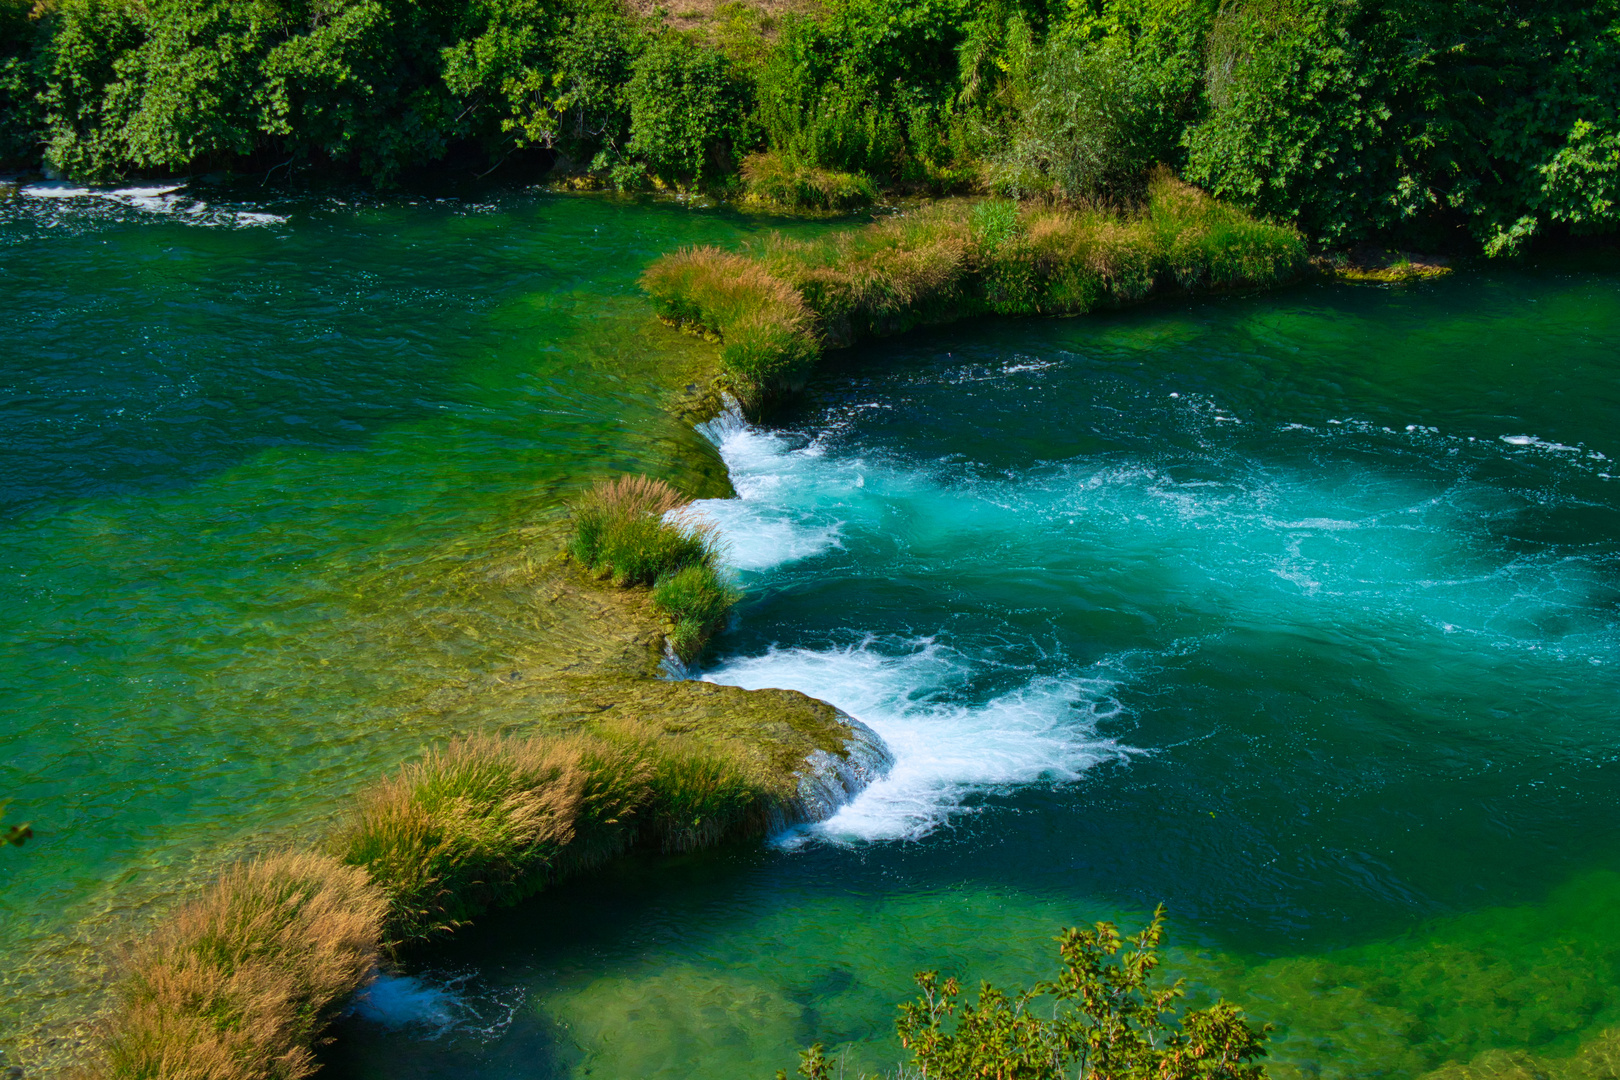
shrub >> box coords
[783,907,1270,1080]
[625,33,751,188]
[754,0,971,183]
[0,0,44,166]
[992,39,1163,203]
[569,474,718,586]
[548,11,645,170]
[740,151,877,211]
[653,563,742,661]
[99,851,386,1080]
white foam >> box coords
[107,184,184,198]
[690,405,847,571]
[16,180,288,227]
[706,638,1133,842]
[351,973,463,1031]
[21,182,92,198]
[1501,433,1582,453]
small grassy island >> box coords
[4,0,1620,1075]
[644,173,1304,407]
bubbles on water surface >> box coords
[710,636,1137,842]
[349,970,525,1042]
[685,385,1620,846]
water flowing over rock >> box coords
[789,713,895,825]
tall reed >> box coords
[97,851,386,1080]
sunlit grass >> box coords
[642,173,1306,408]
[98,851,386,1080]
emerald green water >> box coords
[0,184,754,1050]
[4,186,1619,1079]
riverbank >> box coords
[78,524,887,1078]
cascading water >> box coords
[9,181,1620,1080]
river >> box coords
[3,184,1618,1080]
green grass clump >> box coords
[571,475,741,660]
[653,563,743,662]
[1145,170,1307,290]
[741,152,878,212]
[331,735,596,942]
[570,474,718,586]
[99,851,387,1080]
[643,175,1305,406]
[333,725,771,943]
[641,247,820,404]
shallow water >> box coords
[0,182,776,1048]
[4,183,1619,1079]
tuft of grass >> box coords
[1145,168,1306,290]
[591,720,768,853]
[570,474,720,587]
[333,724,772,943]
[331,735,590,943]
[98,851,386,1080]
[641,247,820,402]
[741,152,877,212]
[644,175,1306,405]
[653,562,743,662]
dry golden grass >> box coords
[574,474,689,521]
[640,248,818,401]
[97,851,386,1080]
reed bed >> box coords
[641,173,1306,407]
[97,852,387,1080]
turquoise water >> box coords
[325,265,1620,1080]
[4,184,1620,1079]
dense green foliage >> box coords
[0,0,44,165]
[3,0,1618,251]
[782,907,1270,1080]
